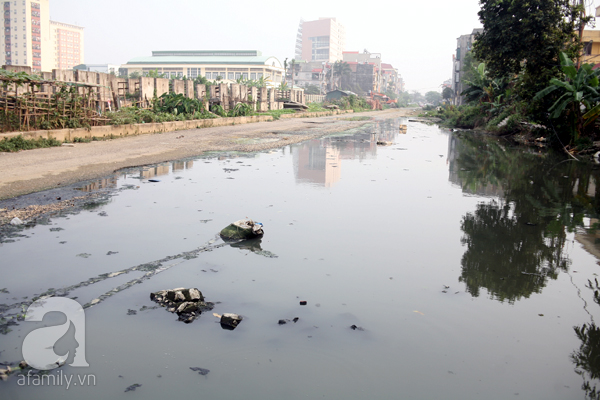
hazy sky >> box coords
[51,0,600,93]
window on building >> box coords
[205,72,211,79]
[235,72,241,80]
[228,72,234,80]
[257,73,263,79]
[242,73,248,80]
[250,73,256,80]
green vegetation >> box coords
[105,107,216,126]
[435,0,600,151]
[154,92,205,115]
[258,109,296,120]
[425,91,443,106]
[307,103,327,112]
[325,94,370,112]
[0,135,61,152]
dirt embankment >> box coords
[0,108,418,221]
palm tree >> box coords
[333,61,352,90]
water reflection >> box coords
[572,279,600,400]
[77,177,118,192]
[292,120,400,187]
[452,133,600,302]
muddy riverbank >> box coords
[0,109,416,205]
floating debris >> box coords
[190,367,210,376]
[76,253,92,258]
[124,383,141,392]
[350,325,364,331]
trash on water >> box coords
[220,219,264,240]
[10,217,23,225]
[190,367,210,376]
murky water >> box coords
[2,118,600,399]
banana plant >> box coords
[533,52,600,140]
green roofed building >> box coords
[121,50,284,83]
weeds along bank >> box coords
[420,52,600,157]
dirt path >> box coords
[0,108,417,203]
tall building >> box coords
[298,18,346,63]
[294,18,303,61]
[452,28,482,105]
[51,20,84,70]
[1,0,83,72]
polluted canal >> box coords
[1,116,600,399]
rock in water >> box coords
[220,313,243,330]
[150,288,211,323]
[220,219,264,240]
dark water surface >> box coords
[2,117,600,399]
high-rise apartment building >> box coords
[298,18,345,63]
[1,0,83,72]
[51,20,84,70]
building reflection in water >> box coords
[292,119,401,187]
[77,177,118,192]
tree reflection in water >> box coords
[572,279,600,400]
[453,133,600,303]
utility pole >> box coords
[578,0,585,68]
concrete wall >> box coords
[184,81,194,98]
[0,109,355,142]
[128,78,139,95]
[155,78,169,97]
[140,77,154,101]
[306,94,325,103]
[0,114,276,142]
[172,80,185,95]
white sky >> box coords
[51,0,600,94]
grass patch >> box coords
[342,116,371,121]
[307,103,327,112]
[0,135,62,152]
[258,109,297,120]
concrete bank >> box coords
[0,110,354,142]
